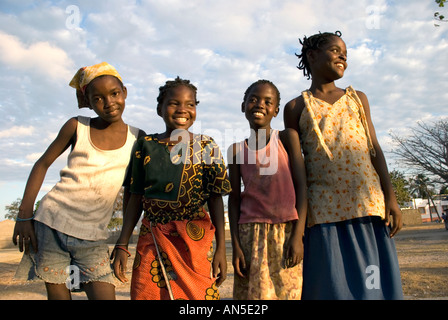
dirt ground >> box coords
[393,223,448,299]
[0,222,446,300]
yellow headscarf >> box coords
[69,62,123,108]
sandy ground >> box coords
[0,221,446,300]
[393,223,448,299]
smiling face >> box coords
[86,75,127,123]
[157,85,197,133]
[309,35,348,81]
[242,83,279,130]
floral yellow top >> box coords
[299,86,385,226]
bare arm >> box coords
[227,143,246,278]
[357,91,402,237]
[283,96,305,133]
[13,117,77,253]
[207,192,227,286]
[112,193,143,282]
[121,129,146,214]
[279,129,308,267]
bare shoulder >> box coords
[284,95,305,131]
[284,95,305,114]
[137,129,146,139]
[65,116,79,127]
[355,90,369,103]
[279,127,299,140]
[354,90,372,112]
[39,117,78,163]
[60,117,78,137]
[226,142,240,164]
[279,128,300,152]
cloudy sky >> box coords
[0,0,447,220]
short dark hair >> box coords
[157,76,200,105]
[243,79,281,107]
[296,31,342,80]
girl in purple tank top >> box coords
[227,80,308,300]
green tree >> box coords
[108,187,124,231]
[5,199,40,220]
[440,185,448,194]
[435,0,447,25]
[4,198,21,220]
[409,174,441,221]
[409,174,432,199]
[389,170,412,206]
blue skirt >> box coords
[302,216,403,300]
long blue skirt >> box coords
[302,216,403,300]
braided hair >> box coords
[296,31,342,80]
[157,76,200,105]
[243,79,281,107]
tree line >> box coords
[389,119,448,205]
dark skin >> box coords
[112,84,227,287]
[284,35,402,237]
[12,75,145,299]
[227,83,307,279]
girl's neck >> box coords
[158,129,193,143]
[91,117,125,130]
[309,80,338,95]
[247,126,273,150]
[89,117,127,150]
[309,80,346,105]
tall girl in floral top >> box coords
[112,77,230,300]
[284,31,403,299]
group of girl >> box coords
[12,31,403,300]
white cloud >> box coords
[0,31,73,81]
[26,152,43,162]
[0,125,35,139]
[0,0,447,219]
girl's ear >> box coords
[307,49,316,64]
[274,106,279,117]
[83,95,93,110]
[122,86,128,99]
[241,102,245,113]
[157,104,162,117]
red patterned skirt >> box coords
[131,214,220,300]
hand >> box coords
[12,221,38,254]
[283,232,303,268]
[385,203,403,238]
[232,245,247,279]
[212,247,227,287]
[111,247,129,283]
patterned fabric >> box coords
[131,215,219,300]
[233,222,303,300]
[130,134,231,223]
[69,62,123,108]
[299,86,385,226]
[129,133,231,299]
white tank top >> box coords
[35,116,140,240]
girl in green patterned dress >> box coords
[112,77,231,300]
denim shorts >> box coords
[15,221,115,286]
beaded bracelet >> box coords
[114,245,131,257]
[16,215,35,222]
